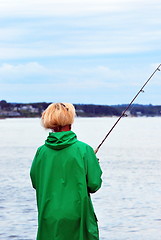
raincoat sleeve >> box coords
[85,145,102,193]
[30,148,40,189]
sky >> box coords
[0,0,161,105]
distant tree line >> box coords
[113,104,161,117]
[0,100,161,118]
[74,104,120,117]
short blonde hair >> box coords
[41,103,75,129]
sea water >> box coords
[0,117,160,240]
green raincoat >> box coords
[30,131,102,240]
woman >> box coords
[30,103,102,240]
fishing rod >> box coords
[95,64,161,154]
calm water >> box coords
[0,117,161,240]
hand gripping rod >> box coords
[95,64,161,154]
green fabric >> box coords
[30,131,102,240]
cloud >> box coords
[0,0,161,60]
[0,62,53,83]
[0,0,161,104]
[0,0,138,18]
[0,62,128,85]
[1,63,160,104]
[0,0,160,18]
[1,62,160,90]
[0,35,160,60]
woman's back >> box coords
[30,131,102,240]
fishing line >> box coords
[95,64,161,154]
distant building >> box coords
[122,110,132,117]
[0,111,21,117]
[20,105,39,113]
[135,111,143,117]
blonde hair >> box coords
[41,103,75,130]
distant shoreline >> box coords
[0,100,161,118]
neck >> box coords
[53,125,71,132]
[61,125,71,132]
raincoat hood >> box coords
[45,131,77,150]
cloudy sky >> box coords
[0,0,161,105]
